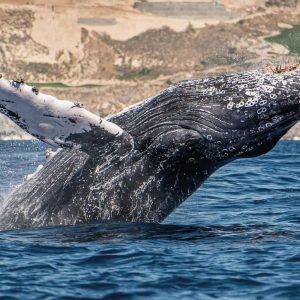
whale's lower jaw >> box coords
[0,69,300,230]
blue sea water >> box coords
[0,140,300,299]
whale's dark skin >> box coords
[0,69,300,230]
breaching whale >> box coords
[0,67,299,230]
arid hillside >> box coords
[0,0,300,139]
[1,0,299,82]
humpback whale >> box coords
[0,67,299,230]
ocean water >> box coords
[0,140,300,299]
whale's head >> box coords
[118,69,300,178]
[196,70,300,162]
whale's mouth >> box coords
[256,114,298,143]
[236,108,300,159]
[264,111,299,135]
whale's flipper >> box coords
[0,78,127,155]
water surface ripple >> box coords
[0,140,299,299]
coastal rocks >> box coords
[0,9,49,81]
[0,115,32,140]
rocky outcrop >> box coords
[0,115,32,140]
[0,9,49,81]
[2,6,300,83]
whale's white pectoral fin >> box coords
[0,78,124,152]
